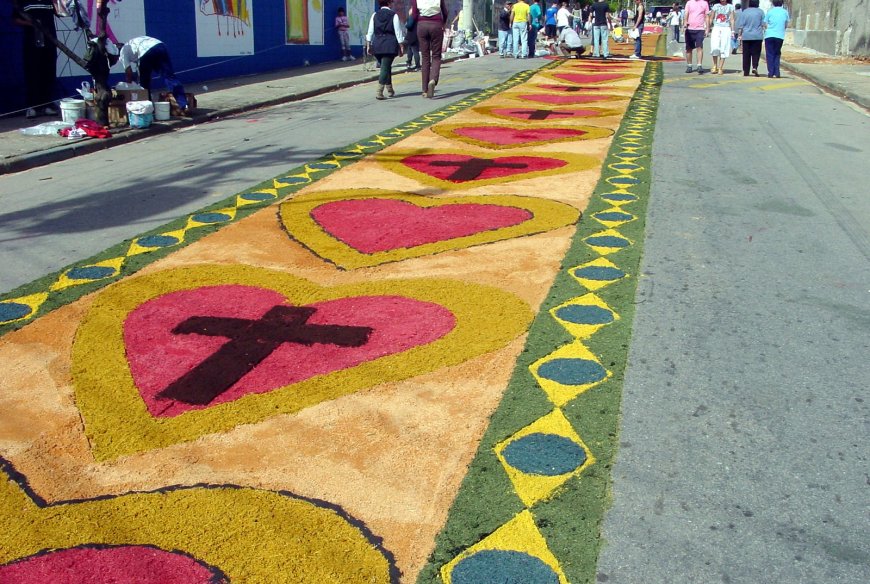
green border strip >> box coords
[417,55,664,584]
[0,63,558,338]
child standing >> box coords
[336,8,353,61]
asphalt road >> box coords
[0,56,541,293]
[596,54,870,583]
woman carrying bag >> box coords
[367,0,405,100]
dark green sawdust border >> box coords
[416,50,665,584]
[0,62,557,338]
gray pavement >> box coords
[596,52,870,584]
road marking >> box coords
[753,80,810,91]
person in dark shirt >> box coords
[498,2,514,57]
[588,0,612,58]
[13,0,59,118]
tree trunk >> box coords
[15,1,113,126]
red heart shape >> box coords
[517,94,621,105]
[536,84,609,92]
[401,154,566,183]
[311,199,532,253]
[553,73,627,84]
[124,286,455,417]
[489,107,608,121]
[453,126,588,146]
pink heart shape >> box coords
[311,199,533,253]
[553,73,627,84]
[401,154,566,183]
[453,126,587,146]
[124,286,455,417]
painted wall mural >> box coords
[286,0,324,45]
[196,0,254,57]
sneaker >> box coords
[685,65,693,73]
[697,66,704,75]
[751,68,758,77]
[711,66,718,74]
[629,54,640,60]
[426,79,436,99]
[43,105,58,116]
[25,108,37,119]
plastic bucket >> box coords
[60,98,86,123]
[154,101,171,121]
[128,112,153,129]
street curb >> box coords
[779,61,870,112]
[0,55,468,176]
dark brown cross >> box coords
[428,158,528,181]
[510,109,577,121]
[158,306,372,406]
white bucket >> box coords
[154,101,171,121]
[60,98,86,123]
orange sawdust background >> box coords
[0,59,645,581]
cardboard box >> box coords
[113,88,146,103]
[159,92,197,116]
[108,102,128,127]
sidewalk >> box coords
[0,54,465,176]
[2,44,867,177]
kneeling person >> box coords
[558,26,586,57]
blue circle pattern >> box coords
[67,266,115,281]
[585,235,629,248]
[538,358,607,386]
[0,302,32,322]
[573,265,625,281]
[240,192,276,202]
[192,212,231,224]
[594,211,633,222]
[137,235,179,248]
[502,432,586,476]
[555,304,614,325]
[600,193,638,202]
[451,550,560,584]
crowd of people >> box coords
[679,0,790,77]
[13,0,794,115]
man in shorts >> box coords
[683,0,710,74]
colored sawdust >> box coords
[0,55,654,583]
[0,459,394,583]
[280,190,579,269]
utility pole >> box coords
[461,0,473,32]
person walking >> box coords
[117,36,190,113]
[736,0,764,76]
[511,0,532,58]
[404,8,421,71]
[668,4,682,42]
[528,0,543,57]
[630,0,645,59]
[683,0,710,74]
[412,0,448,98]
[13,0,59,119]
[588,0,612,59]
[762,0,788,78]
[499,2,514,57]
[620,7,629,27]
[366,0,404,100]
[708,0,735,74]
[545,2,559,43]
